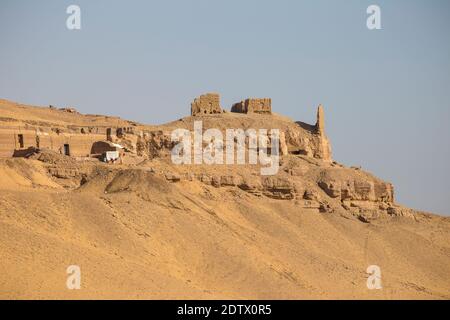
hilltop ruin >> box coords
[231,98,272,114]
[0,94,332,162]
[0,94,412,223]
[190,93,223,116]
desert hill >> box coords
[0,96,449,299]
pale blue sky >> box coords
[0,0,449,214]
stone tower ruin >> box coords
[191,93,223,116]
[231,98,272,114]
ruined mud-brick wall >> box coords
[0,128,17,157]
[191,93,223,116]
[231,98,272,114]
[0,125,114,157]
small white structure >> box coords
[103,150,120,162]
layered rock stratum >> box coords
[0,98,449,299]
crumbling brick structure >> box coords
[191,93,223,116]
[231,98,272,114]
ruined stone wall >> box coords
[0,128,24,157]
[231,98,272,114]
[191,93,223,116]
[231,101,246,113]
[0,127,107,158]
[47,134,105,157]
[247,98,272,114]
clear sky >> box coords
[1,0,449,215]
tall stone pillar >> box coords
[315,104,332,162]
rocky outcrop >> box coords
[318,169,394,203]
[315,105,332,162]
[136,131,174,158]
[261,177,296,199]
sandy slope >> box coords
[0,99,448,299]
[0,159,449,299]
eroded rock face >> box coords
[279,131,288,156]
[192,174,298,200]
[238,177,263,195]
[298,188,322,210]
[318,169,394,203]
[284,129,314,157]
[303,189,319,201]
[165,173,181,182]
[262,177,296,200]
[219,175,241,187]
[47,167,80,179]
[318,180,341,198]
[137,131,174,158]
[387,206,414,219]
[161,158,403,222]
[284,110,332,162]
[308,165,406,221]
